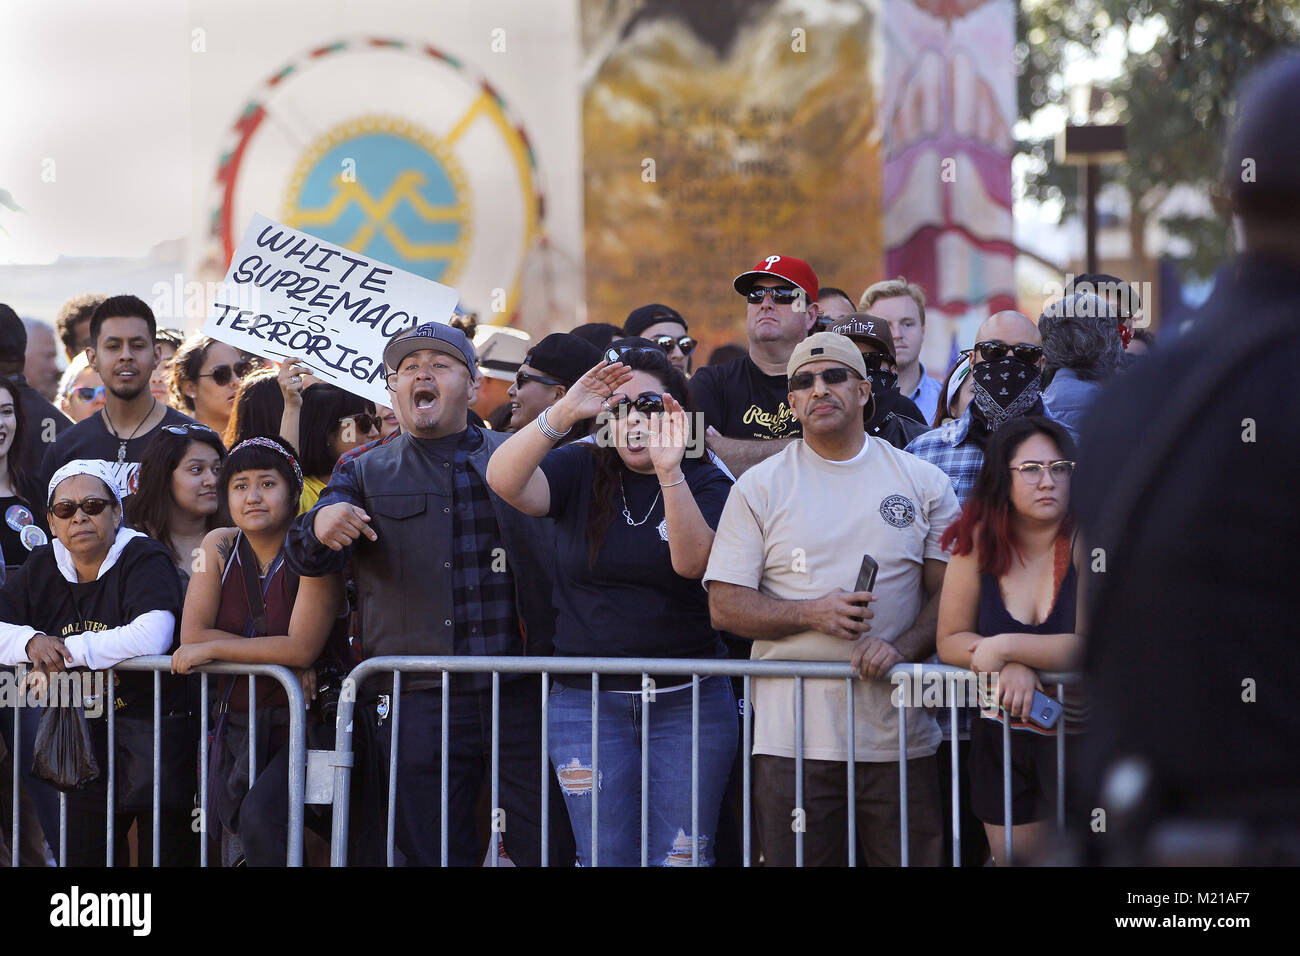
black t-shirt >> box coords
[689,355,800,441]
[0,535,184,715]
[40,405,198,500]
[539,444,732,689]
[15,378,71,486]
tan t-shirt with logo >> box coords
[703,437,959,762]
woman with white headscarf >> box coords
[0,458,187,865]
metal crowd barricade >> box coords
[6,657,306,867]
[328,655,1080,868]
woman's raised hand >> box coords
[648,391,690,478]
[550,360,633,431]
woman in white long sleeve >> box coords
[0,458,184,865]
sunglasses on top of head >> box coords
[50,496,113,520]
[651,334,697,355]
[788,367,859,391]
[973,342,1044,364]
[745,286,802,305]
[604,345,665,365]
[199,357,262,386]
[605,392,666,416]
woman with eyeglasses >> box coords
[127,423,227,591]
[57,351,107,423]
[936,416,1086,865]
[171,436,345,866]
[296,383,380,514]
[169,333,261,437]
[0,458,185,865]
[487,346,737,867]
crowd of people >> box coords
[0,50,1296,868]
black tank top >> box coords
[975,538,1085,733]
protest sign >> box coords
[202,213,461,408]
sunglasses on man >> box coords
[788,367,861,391]
[973,342,1044,364]
[198,358,262,387]
[745,286,802,305]
[50,496,113,520]
[69,385,106,403]
[650,334,697,356]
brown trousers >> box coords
[754,753,943,867]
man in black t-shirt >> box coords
[40,295,197,499]
[688,254,819,476]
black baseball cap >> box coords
[0,304,26,363]
[383,321,478,378]
[624,304,687,339]
[524,333,601,388]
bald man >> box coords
[903,310,1049,504]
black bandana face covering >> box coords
[865,367,898,397]
[970,356,1042,431]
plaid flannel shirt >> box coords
[903,407,985,506]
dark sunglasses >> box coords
[163,423,217,437]
[651,335,697,356]
[50,496,113,520]
[339,413,382,434]
[974,342,1044,364]
[69,385,106,403]
[515,371,562,389]
[745,286,801,305]
[604,345,664,365]
[860,352,890,371]
[788,367,857,391]
[199,358,262,386]
[606,392,665,416]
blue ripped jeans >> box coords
[547,675,738,867]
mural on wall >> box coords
[581,0,882,352]
[880,0,1017,375]
[201,37,547,325]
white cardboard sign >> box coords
[202,213,460,408]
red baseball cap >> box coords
[733,254,819,303]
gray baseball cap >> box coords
[383,321,478,379]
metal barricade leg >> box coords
[1002,711,1013,865]
[590,672,599,868]
[490,672,500,868]
[742,674,751,868]
[11,693,19,868]
[440,672,449,868]
[1056,683,1066,832]
[846,678,855,867]
[200,673,209,868]
[286,681,305,868]
[691,674,699,868]
[898,699,909,867]
[540,672,549,868]
[58,792,66,868]
[640,672,649,868]
[152,670,161,867]
[949,678,961,868]
[794,676,804,868]
[387,671,402,868]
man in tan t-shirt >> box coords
[705,331,959,866]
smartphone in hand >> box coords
[1027,689,1062,730]
[853,554,878,622]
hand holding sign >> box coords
[204,214,460,410]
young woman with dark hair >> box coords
[172,435,344,865]
[0,375,50,571]
[296,383,379,513]
[126,423,226,589]
[487,346,737,866]
[168,333,261,436]
[936,415,1085,864]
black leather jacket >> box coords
[285,426,556,692]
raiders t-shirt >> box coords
[40,405,198,500]
[689,355,801,442]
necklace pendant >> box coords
[117,442,127,462]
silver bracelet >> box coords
[536,406,571,442]
[659,475,687,488]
